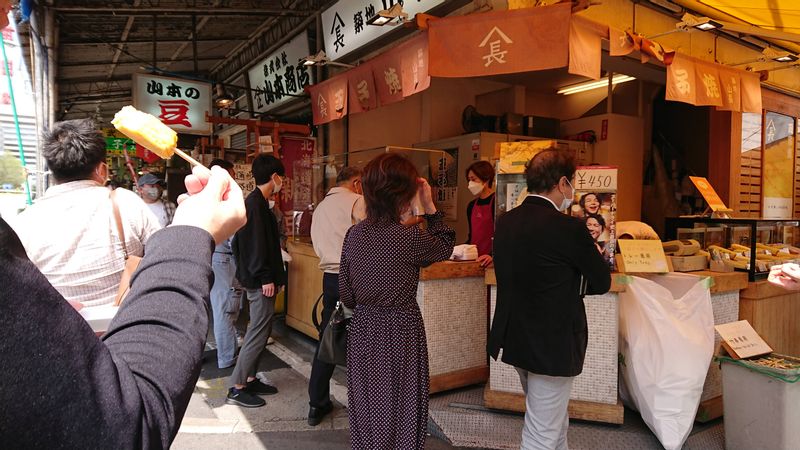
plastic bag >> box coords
[619,273,714,450]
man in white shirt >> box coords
[307,166,365,426]
[11,119,160,307]
[137,173,176,228]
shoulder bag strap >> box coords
[311,293,324,331]
[110,190,130,260]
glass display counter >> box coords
[665,217,800,281]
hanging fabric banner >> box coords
[372,50,405,105]
[347,63,378,114]
[568,15,607,80]
[693,61,723,107]
[666,52,761,112]
[609,27,635,56]
[717,67,742,112]
[665,53,697,105]
[428,3,571,78]
[740,71,763,113]
[399,33,431,97]
[307,76,348,125]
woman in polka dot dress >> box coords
[339,153,455,449]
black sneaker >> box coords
[307,402,334,426]
[226,387,265,408]
[245,379,279,396]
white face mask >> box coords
[143,187,160,201]
[468,180,484,196]
[559,179,575,212]
[268,199,276,209]
[272,175,283,193]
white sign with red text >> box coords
[132,73,212,135]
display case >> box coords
[494,139,593,218]
[665,217,800,281]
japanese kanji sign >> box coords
[347,63,378,114]
[105,137,135,155]
[247,31,313,114]
[715,320,772,359]
[428,4,570,78]
[321,0,445,61]
[399,33,430,97]
[372,51,404,106]
[666,53,762,113]
[132,73,211,135]
[306,76,348,125]
[617,239,669,273]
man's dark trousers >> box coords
[308,272,338,408]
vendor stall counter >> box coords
[483,269,748,425]
[286,240,489,393]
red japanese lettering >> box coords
[158,99,192,127]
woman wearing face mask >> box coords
[137,173,176,228]
[465,161,496,267]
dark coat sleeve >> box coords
[0,225,214,450]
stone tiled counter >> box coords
[483,269,626,425]
[419,261,489,394]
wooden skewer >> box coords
[174,148,210,172]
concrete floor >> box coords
[174,317,726,450]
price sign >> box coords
[574,166,617,191]
[715,320,772,359]
[617,239,670,273]
[689,176,731,212]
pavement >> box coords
[174,316,725,450]
[173,317,461,449]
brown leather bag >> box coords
[111,190,142,306]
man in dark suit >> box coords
[488,149,611,450]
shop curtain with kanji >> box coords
[666,53,762,113]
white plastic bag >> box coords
[619,273,714,450]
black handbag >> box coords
[312,295,349,366]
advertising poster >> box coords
[429,147,458,221]
[569,166,618,271]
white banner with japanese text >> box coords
[132,73,212,135]
[247,31,313,113]
[321,0,444,61]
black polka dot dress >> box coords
[339,212,455,450]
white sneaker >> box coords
[266,337,275,346]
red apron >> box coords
[470,195,495,256]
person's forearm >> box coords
[102,226,214,448]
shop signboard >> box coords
[715,320,772,359]
[132,73,212,135]
[430,147,458,221]
[616,239,669,273]
[570,166,618,271]
[321,0,444,61]
[247,31,313,114]
[234,163,255,195]
[105,137,135,156]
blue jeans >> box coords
[211,253,240,368]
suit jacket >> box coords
[488,196,611,377]
[232,188,287,289]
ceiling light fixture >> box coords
[215,83,235,109]
[366,3,408,27]
[557,75,636,95]
[679,13,723,32]
[300,50,355,68]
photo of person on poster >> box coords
[570,192,616,270]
